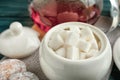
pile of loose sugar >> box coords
[48,26,101,60]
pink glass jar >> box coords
[29,0,103,32]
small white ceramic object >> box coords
[113,37,120,70]
[39,22,112,80]
[0,22,40,58]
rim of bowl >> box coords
[113,37,120,71]
[42,22,109,63]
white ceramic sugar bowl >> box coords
[0,22,40,58]
[39,22,112,80]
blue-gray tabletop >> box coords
[0,0,119,80]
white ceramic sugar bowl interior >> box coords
[39,22,112,80]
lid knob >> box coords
[10,22,23,35]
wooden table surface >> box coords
[0,0,119,80]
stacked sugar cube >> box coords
[48,26,101,60]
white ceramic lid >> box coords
[0,22,40,58]
[113,37,120,70]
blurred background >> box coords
[0,0,111,32]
